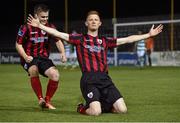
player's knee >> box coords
[122,107,128,113]
[29,66,39,76]
[88,101,102,116]
[92,110,101,116]
[49,69,59,81]
[90,107,102,116]
[116,106,127,114]
[113,98,127,114]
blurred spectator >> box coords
[146,37,154,66]
[63,30,78,70]
[135,31,146,67]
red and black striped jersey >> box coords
[16,23,59,59]
[69,33,117,73]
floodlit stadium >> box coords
[0,0,180,122]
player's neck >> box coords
[87,30,98,37]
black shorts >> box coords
[80,72,123,113]
[21,56,55,77]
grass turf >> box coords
[0,64,180,122]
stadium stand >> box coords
[0,14,180,53]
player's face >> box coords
[36,11,49,25]
[85,14,102,31]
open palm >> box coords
[27,14,40,27]
[149,24,163,37]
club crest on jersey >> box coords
[18,29,24,36]
[97,39,102,44]
[87,92,93,98]
[41,30,46,35]
[24,63,28,70]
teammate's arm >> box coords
[116,24,163,46]
[27,14,70,42]
[55,40,67,63]
[15,42,33,63]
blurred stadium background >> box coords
[0,0,180,66]
[0,0,180,122]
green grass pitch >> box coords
[0,64,180,122]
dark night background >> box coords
[0,0,179,51]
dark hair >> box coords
[34,4,49,14]
[86,10,101,20]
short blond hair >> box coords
[86,10,101,20]
[34,4,49,14]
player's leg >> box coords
[28,66,41,96]
[140,56,144,67]
[28,65,43,99]
[77,101,102,116]
[138,51,145,67]
[148,55,150,66]
[137,51,141,66]
[28,65,45,108]
[86,101,102,116]
[112,98,127,113]
[147,50,152,66]
[104,83,127,114]
[39,58,59,109]
[44,66,59,109]
[77,73,102,115]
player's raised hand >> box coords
[27,14,40,27]
[149,24,163,37]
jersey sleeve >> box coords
[16,25,28,44]
[106,37,117,48]
[69,33,82,45]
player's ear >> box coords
[85,21,88,26]
[99,21,102,26]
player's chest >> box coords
[81,39,106,53]
[28,29,49,43]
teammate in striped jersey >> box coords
[16,4,66,110]
[27,10,163,115]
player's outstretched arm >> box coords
[27,14,70,42]
[116,24,163,46]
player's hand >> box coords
[27,14,40,28]
[60,53,67,63]
[149,24,163,37]
[25,55,33,63]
